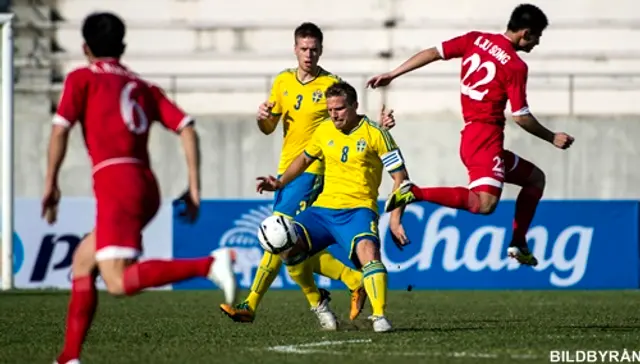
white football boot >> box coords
[54,360,80,364]
[369,315,393,332]
[311,289,338,331]
[207,248,238,305]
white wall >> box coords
[8,115,640,200]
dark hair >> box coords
[326,81,357,105]
[82,12,126,58]
[507,4,548,35]
[294,22,323,45]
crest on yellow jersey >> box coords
[356,138,367,152]
[312,90,323,103]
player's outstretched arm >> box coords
[256,152,314,193]
[513,113,575,149]
[367,47,443,88]
[42,125,70,224]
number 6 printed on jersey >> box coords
[120,81,149,134]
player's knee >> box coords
[528,167,546,190]
[102,274,126,296]
[355,239,380,265]
[477,193,499,215]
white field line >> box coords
[266,339,540,360]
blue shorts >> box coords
[293,206,379,267]
[273,172,323,217]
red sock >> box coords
[411,185,481,213]
[123,257,214,295]
[57,275,97,363]
[512,186,544,245]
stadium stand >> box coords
[48,0,640,115]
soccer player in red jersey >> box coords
[367,4,574,266]
[44,12,238,364]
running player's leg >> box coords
[385,127,502,214]
[96,167,236,300]
[503,150,544,266]
[285,207,338,330]
[55,232,98,364]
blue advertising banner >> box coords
[172,200,639,290]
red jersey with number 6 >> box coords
[437,31,530,125]
[53,59,194,259]
[53,59,193,174]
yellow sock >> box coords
[311,250,363,291]
[286,260,322,307]
[246,251,282,311]
[362,260,387,316]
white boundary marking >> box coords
[265,339,539,360]
[268,339,372,354]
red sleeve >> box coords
[437,31,475,60]
[53,69,87,128]
[150,85,194,132]
[507,64,530,116]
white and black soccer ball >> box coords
[257,215,299,254]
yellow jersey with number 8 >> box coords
[304,116,405,213]
[268,67,340,175]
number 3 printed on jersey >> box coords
[120,81,149,134]
[460,53,496,101]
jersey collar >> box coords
[295,66,323,85]
[341,116,366,135]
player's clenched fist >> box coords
[256,175,283,193]
[379,104,396,130]
[553,132,575,150]
[256,101,275,122]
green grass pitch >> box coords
[1,290,639,363]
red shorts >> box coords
[93,162,160,261]
[459,123,535,196]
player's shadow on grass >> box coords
[554,324,640,331]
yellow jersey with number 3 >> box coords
[268,67,340,175]
[304,116,406,213]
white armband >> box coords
[381,149,405,172]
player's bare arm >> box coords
[388,167,410,248]
[256,152,314,193]
[178,124,201,221]
[513,113,575,149]
[367,47,443,88]
[256,101,280,135]
[42,124,70,224]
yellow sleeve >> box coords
[268,75,283,116]
[304,126,324,160]
[375,129,405,173]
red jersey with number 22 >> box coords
[437,31,530,125]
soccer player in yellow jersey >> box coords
[256,81,410,332]
[220,22,396,324]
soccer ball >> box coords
[257,215,299,254]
